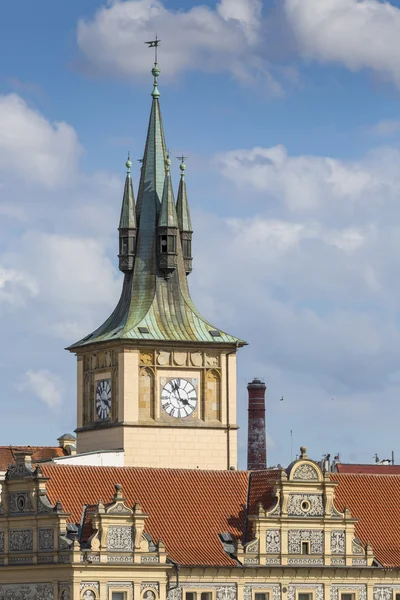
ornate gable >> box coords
[241,446,374,567]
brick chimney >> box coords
[247,378,267,470]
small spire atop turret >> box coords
[118,153,137,273]
[176,155,193,275]
[157,152,179,277]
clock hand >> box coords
[176,389,189,406]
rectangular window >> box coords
[298,594,313,600]
[167,235,176,253]
[182,238,191,257]
[255,593,269,600]
[112,593,126,600]
[395,595,400,600]
[186,592,213,600]
[121,237,128,255]
[341,594,356,600]
[128,236,135,254]
[160,235,168,253]
[301,541,310,555]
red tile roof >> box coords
[336,463,400,474]
[41,464,250,566]
[36,464,400,568]
[0,446,67,471]
[331,473,400,567]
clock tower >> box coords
[68,57,246,470]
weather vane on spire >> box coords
[145,35,160,64]
[146,36,161,98]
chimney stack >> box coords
[247,378,267,470]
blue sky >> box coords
[2,0,400,468]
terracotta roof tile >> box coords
[336,464,400,474]
[0,446,67,471]
[41,464,249,566]
[331,473,400,567]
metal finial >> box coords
[165,152,171,174]
[146,35,161,98]
[176,155,187,178]
[125,152,132,174]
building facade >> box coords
[1,52,400,600]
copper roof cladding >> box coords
[0,446,67,471]
[331,472,400,567]
[41,464,250,566]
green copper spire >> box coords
[119,153,136,230]
[176,155,192,233]
[68,49,245,350]
[158,154,179,228]
[118,153,137,272]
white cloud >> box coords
[0,94,81,188]
[17,369,63,411]
[76,0,283,92]
[284,0,400,88]
[0,265,38,306]
[4,232,121,341]
[369,119,400,137]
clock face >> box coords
[161,377,197,418]
[95,379,111,420]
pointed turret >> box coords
[157,154,179,277]
[176,157,193,275]
[118,153,137,272]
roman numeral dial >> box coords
[161,378,197,418]
[95,379,112,420]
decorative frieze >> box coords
[352,558,367,566]
[292,464,319,480]
[287,557,324,565]
[141,583,160,593]
[244,584,280,600]
[288,529,324,554]
[141,555,159,563]
[244,557,259,564]
[288,585,323,600]
[265,557,281,565]
[8,556,34,565]
[38,528,54,551]
[216,586,237,600]
[108,555,134,563]
[80,582,100,594]
[331,558,346,566]
[287,494,324,517]
[38,555,54,563]
[107,525,133,551]
[167,588,182,600]
[9,529,33,552]
[266,529,281,553]
[374,589,393,600]
[8,491,34,514]
[0,584,53,599]
[331,586,366,600]
[331,530,345,554]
